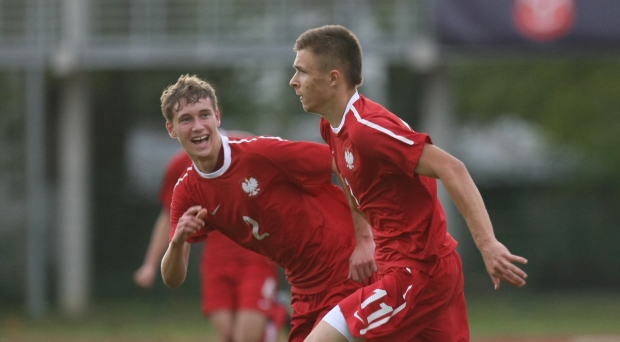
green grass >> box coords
[1,293,620,341]
[0,298,216,341]
[468,293,620,338]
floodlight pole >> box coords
[55,0,92,317]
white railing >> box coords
[0,0,430,69]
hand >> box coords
[133,264,157,288]
[171,206,208,245]
[479,240,528,290]
[349,237,377,282]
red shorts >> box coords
[289,279,364,342]
[338,251,469,341]
[200,257,279,315]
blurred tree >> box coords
[453,59,620,182]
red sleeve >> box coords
[159,151,192,211]
[168,165,210,244]
[355,114,431,178]
[257,137,332,187]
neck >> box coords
[323,88,357,127]
[194,135,223,174]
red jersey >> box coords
[170,136,356,294]
[160,150,265,267]
[320,92,458,274]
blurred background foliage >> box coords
[452,58,620,292]
[454,59,620,182]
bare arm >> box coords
[161,206,207,288]
[332,158,377,282]
[133,209,171,288]
[415,143,528,289]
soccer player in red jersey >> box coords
[134,148,289,342]
[159,74,377,342]
[289,25,529,342]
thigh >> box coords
[201,264,237,315]
[289,280,363,342]
[233,310,269,342]
[414,254,469,342]
[237,260,279,313]
[342,253,466,341]
[209,309,234,341]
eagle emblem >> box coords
[345,149,354,170]
[242,177,260,196]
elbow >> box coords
[440,157,469,182]
[162,275,184,288]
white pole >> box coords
[57,73,92,317]
[56,0,92,317]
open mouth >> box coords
[191,135,210,145]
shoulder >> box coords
[173,164,195,193]
[228,135,286,145]
[349,96,421,147]
[229,135,325,152]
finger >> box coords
[499,268,527,287]
[196,208,208,220]
[493,277,500,290]
[506,254,528,265]
[179,219,200,231]
[363,264,375,279]
[185,205,203,215]
[505,263,528,280]
[349,268,360,282]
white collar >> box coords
[193,135,231,179]
[331,91,360,134]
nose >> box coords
[289,74,297,88]
[190,118,203,131]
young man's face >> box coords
[290,49,334,115]
[166,97,221,162]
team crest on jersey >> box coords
[344,148,355,170]
[241,177,261,197]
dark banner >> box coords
[436,0,620,52]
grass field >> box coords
[2,293,620,341]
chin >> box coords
[302,104,314,113]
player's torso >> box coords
[182,139,354,292]
[324,97,457,269]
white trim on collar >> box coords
[194,135,231,179]
[331,91,360,134]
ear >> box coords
[329,70,341,87]
[166,121,177,138]
[215,110,221,127]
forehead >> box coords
[294,49,321,68]
[175,97,216,115]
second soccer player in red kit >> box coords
[159,74,377,342]
[134,149,289,342]
[290,25,529,342]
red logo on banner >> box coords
[513,0,576,42]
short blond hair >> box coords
[160,74,218,122]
